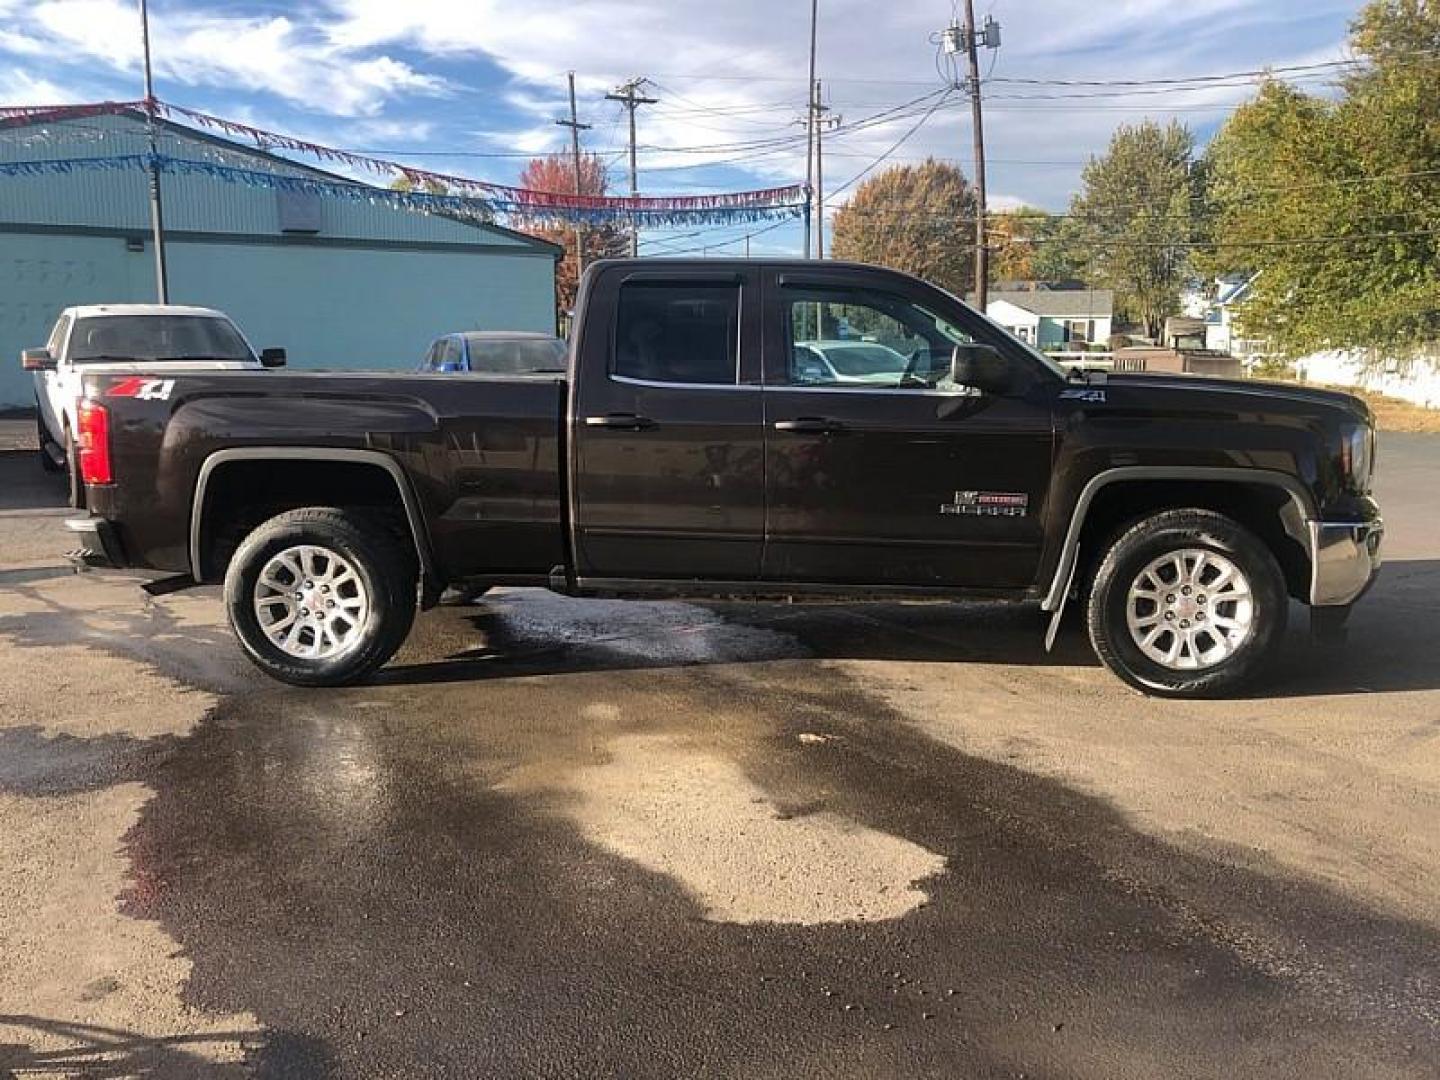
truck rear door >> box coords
[569,267,765,582]
[759,266,1055,589]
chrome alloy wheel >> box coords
[253,544,370,660]
[1125,548,1255,671]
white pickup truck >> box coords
[23,304,285,505]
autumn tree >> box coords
[1063,120,1202,338]
[1201,0,1440,357]
[987,206,1080,284]
[516,153,628,314]
[830,159,978,297]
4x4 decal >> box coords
[107,377,177,401]
[1059,388,1107,403]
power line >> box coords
[639,216,793,257]
[984,51,1439,88]
[605,76,659,256]
[823,90,956,205]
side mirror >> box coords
[259,347,286,368]
[950,343,1013,395]
[21,347,55,372]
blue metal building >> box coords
[0,109,561,407]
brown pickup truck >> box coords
[59,259,1382,697]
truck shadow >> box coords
[376,560,1440,698]
[0,449,68,513]
[115,654,1440,1077]
[377,592,1100,687]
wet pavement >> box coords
[2,424,1439,1078]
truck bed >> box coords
[86,370,568,582]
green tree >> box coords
[988,206,1080,284]
[389,175,450,195]
[831,159,978,297]
[1063,120,1201,338]
[1202,0,1440,357]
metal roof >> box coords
[0,111,562,256]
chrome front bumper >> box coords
[1310,518,1384,607]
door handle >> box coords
[584,413,656,431]
[774,417,845,434]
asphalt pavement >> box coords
[1,421,1437,1078]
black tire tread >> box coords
[1087,508,1287,699]
[223,506,417,687]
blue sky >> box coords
[0,0,1367,256]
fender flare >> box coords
[1040,466,1316,650]
[189,447,439,589]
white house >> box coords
[986,288,1113,351]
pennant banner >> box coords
[0,152,807,227]
[0,98,805,220]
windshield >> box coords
[69,315,254,363]
[464,336,568,374]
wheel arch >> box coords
[190,448,438,593]
[1042,467,1316,648]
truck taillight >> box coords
[77,399,112,485]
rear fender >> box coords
[189,447,439,602]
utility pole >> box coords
[945,1,1000,310]
[802,0,818,258]
[605,77,658,257]
[137,0,168,302]
[555,72,591,282]
[812,80,841,259]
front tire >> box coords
[1087,509,1287,698]
[223,507,417,687]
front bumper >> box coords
[64,515,125,570]
[1310,518,1384,607]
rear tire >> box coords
[1087,509,1287,698]
[223,507,418,687]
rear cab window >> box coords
[613,282,740,386]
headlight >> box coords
[1339,422,1375,493]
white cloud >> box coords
[0,66,79,106]
[0,0,1359,214]
[318,0,1352,209]
[7,0,448,116]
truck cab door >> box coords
[569,268,765,582]
[760,268,1057,590]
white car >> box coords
[791,339,937,386]
[23,304,284,506]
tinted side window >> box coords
[441,337,464,369]
[614,282,739,385]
